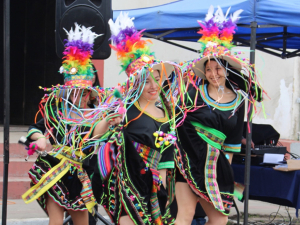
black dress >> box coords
[93,102,175,225]
[175,84,245,215]
[22,112,98,215]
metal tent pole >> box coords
[2,0,10,224]
[243,21,257,225]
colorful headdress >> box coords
[189,6,264,115]
[32,24,120,165]
[56,23,102,97]
[108,12,182,150]
[108,12,181,120]
[192,6,245,79]
[108,12,175,78]
[180,61,195,78]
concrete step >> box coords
[0,158,35,177]
[0,177,30,199]
[0,126,28,143]
[0,143,29,158]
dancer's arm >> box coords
[27,118,47,151]
[92,116,122,139]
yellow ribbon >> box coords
[22,152,96,213]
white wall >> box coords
[112,0,177,10]
[106,1,300,140]
[250,51,299,140]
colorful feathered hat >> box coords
[108,12,175,79]
[192,6,245,79]
[180,61,195,78]
[56,23,102,98]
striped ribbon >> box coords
[133,142,163,224]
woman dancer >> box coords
[174,6,263,225]
[92,12,180,225]
[22,24,108,225]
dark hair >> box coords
[160,91,172,118]
[91,64,101,87]
[152,69,172,118]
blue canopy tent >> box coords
[113,0,300,58]
[114,1,300,224]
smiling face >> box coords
[69,89,91,108]
[140,70,162,102]
[204,60,227,88]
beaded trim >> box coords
[199,84,242,111]
[133,142,161,170]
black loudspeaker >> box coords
[55,0,112,59]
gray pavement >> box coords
[230,198,297,218]
[0,199,111,224]
[0,198,297,224]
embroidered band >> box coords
[191,121,226,149]
[205,144,224,211]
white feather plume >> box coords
[108,11,135,37]
[81,26,89,43]
[63,23,102,44]
[225,7,231,19]
[88,31,103,44]
[205,5,214,21]
[63,27,74,42]
[108,18,119,36]
[213,6,222,23]
[216,6,226,22]
[73,23,81,41]
[231,9,243,22]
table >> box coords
[232,163,300,216]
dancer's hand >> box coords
[241,138,255,148]
[35,137,47,151]
[106,112,122,126]
[108,116,122,126]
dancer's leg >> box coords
[46,195,64,225]
[68,209,89,225]
[198,198,228,225]
[175,182,198,225]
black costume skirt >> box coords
[175,120,235,215]
[26,154,94,215]
[92,130,174,225]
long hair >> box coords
[92,64,101,87]
[155,69,172,118]
[160,91,172,119]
